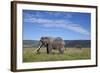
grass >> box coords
[23,47,91,62]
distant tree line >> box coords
[64,40,90,48]
[23,40,91,48]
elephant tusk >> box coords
[32,43,42,53]
[32,48,39,53]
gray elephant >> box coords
[36,37,65,54]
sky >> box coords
[23,10,91,40]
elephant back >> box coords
[53,37,65,45]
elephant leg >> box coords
[47,45,49,54]
[47,45,52,54]
[59,48,64,54]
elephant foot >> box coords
[60,52,64,54]
[47,52,51,54]
[59,51,64,54]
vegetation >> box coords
[23,40,91,62]
[23,47,91,62]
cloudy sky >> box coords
[23,10,91,40]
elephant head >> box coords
[37,37,51,54]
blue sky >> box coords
[23,10,91,40]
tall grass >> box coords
[23,48,91,62]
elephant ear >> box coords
[45,37,54,44]
[44,37,50,44]
[40,37,49,45]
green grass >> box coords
[23,48,91,62]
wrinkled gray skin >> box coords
[37,37,65,54]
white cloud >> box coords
[24,17,71,24]
[24,11,73,19]
[24,17,90,35]
[66,24,90,35]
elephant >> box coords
[36,37,65,54]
